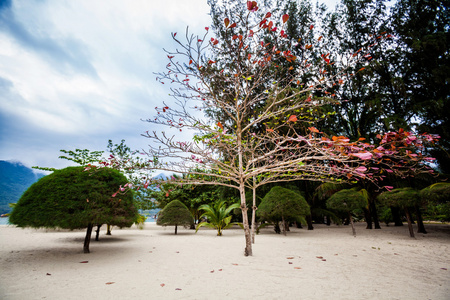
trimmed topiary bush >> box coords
[157,200,194,234]
[258,186,310,235]
[9,166,138,253]
[326,189,367,236]
[377,187,420,237]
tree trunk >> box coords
[95,225,101,241]
[349,212,356,237]
[364,207,373,229]
[370,199,381,229]
[306,214,314,230]
[84,223,93,253]
[106,224,112,235]
[250,185,257,244]
[404,207,415,238]
[391,207,403,226]
[175,225,178,235]
[239,184,252,256]
[415,205,427,234]
[282,215,286,236]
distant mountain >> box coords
[0,161,46,215]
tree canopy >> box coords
[9,166,138,253]
[157,200,194,234]
[258,186,310,235]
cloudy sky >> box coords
[0,0,337,171]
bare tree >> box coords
[132,2,438,256]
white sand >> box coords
[0,222,449,300]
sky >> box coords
[0,0,338,171]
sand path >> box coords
[0,223,449,299]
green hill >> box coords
[0,161,46,215]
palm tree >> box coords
[196,201,240,236]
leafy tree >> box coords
[377,187,421,237]
[156,200,194,234]
[196,200,240,236]
[258,186,310,235]
[326,188,367,236]
[390,0,450,173]
[9,166,138,253]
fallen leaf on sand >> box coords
[394,253,399,255]
[175,288,182,290]
[322,259,327,261]
[294,267,301,269]
[288,262,293,264]
[441,268,447,270]
[218,269,223,271]
[160,284,165,287]
[316,256,323,259]
[46,273,51,276]
[105,282,115,285]
[80,261,88,263]
[232,263,238,266]
[287,257,294,259]
[210,270,214,273]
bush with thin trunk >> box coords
[326,189,367,236]
[9,166,138,253]
[157,200,194,234]
[258,186,310,235]
[377,187,421,237]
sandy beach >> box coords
[0,222,449,300]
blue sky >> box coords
[0,0,338,171]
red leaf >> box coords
[230,23,237,28]
[308,127,319,133]
[105,282,115,285]
[265,12,271,18]
[282,14,289,23]
[160,284,165,287]
[189,60,193,65]
[80,261,89,263]
[205,27,209,31]
[309,25,314,30]
[288,115,298,122]
[224,18,230,28]
[266,128,274,132]
[217,122,224,130]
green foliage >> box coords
[326,188,367,213]
[196,200,240,236]
[420,182,450,221]
[377,187,420,208]
[9,166,138,229]
[258,186,310,223]
[156,200,194,229]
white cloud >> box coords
[0,0,211,169]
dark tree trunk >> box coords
[326,215,331,226]
[404,207,415,238]
[84,224,93,253]
[370,199,381,229]
[364,208,373,229]
[106,224,112,235]
[349,212,356,237]
[415,205,427,234]
[306,214,314,230]
[274,222,281,234]
[95,225,101,241]
[391,207,404,226]
[296,221,303,228]
[175,225,178,235]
